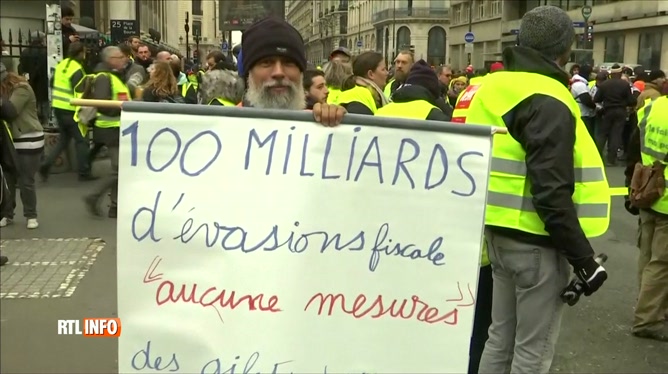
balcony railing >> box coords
[372,7,449,23]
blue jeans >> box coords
[43,108,90,176]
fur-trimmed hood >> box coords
[199,69,245,105]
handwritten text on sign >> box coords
[117,111,491,373]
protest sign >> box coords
[117,103,495,373]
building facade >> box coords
[309,0,349,65]
[372,0,450,66]
[286,0,315,61]
[347,0,374,55]
[177,0,221,58]
[449,0,668,71]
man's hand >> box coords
[573,257,608,296]
[69,34,80,43]
[312,103,346,127]
[624,198,640,216]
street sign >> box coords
[221,40,229,53]
[110,20,138,44]
[581,5,592,19]
[572,21,585,27]
[465,43,474,53]
[464,32,475,43]
[510,29,520,35]
[356,40,362,48]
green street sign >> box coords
[581,5,592,19]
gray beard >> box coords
[246,76,306,110]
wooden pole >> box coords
[69,99,124,108]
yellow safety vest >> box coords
[51,58,85,111]
[453,71,610,238]
[375,100,436,119]
[637,96,668,214]
[588,81,595,89]
[469,75,485,86]
[326,87,342,105]
[74,73,130,129]
[208,98,235,106]
[384,78,395,99]
[181,82,193,98]
[336,85,378,113]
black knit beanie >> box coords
[241,16,307,77]
[405,60,440,100]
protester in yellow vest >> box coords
[77,46,131,219]
[453,7,610,374]
[376,60,451,121]
[323,59,352,105]
[335,51,389,115]
[630,96,668,342]
[198,68,244,107]
[39,42,94,182]
[383,50,414,100]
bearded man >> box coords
[238,16,345,125]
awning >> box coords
[72,23,99,34]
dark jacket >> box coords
[141,88,184,103]
[491,46,595,265]
[594,78,636,110]
[390,84,452,121]
[61,24,77,56]
[19,44,48,101]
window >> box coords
[477,1,485,19]
[603,35,625,62]
[452,4,461,24]
[192,0,203,16]
[638,32,662,69]
[491,0,501,16]
[192,20,202,38]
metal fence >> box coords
[0,28,45,73]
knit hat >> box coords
[518,5,575,60]
[405,59,440,99]
[647,70,666,82]
[490,62,504,72]
[241,16,307,77]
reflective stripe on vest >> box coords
[453,71,610,238]
[96,73,131,128]
[208,98,235,106]
[375,100,436,119]
[383,78,395,99]
[637,96,668,214]
[51,58,85,111]
[337,86,378,113]
[3,120,12,142]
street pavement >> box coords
[0,164,666,374]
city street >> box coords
[0,164,666,374]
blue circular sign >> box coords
[221,41,229,50]
[356,40,363,47]
[464,32,475,43]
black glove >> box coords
[624,198,640,216]
[573,257,608,296]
